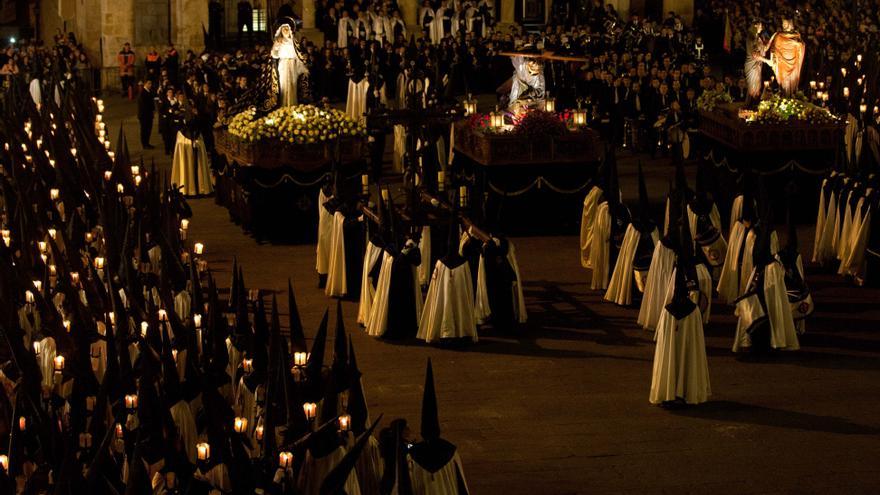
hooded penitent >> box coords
[649,253,711,405]
[409,359,470,494]
[591,147,631,291]
[418,204,478,343]
[605,161,658,306]
[732,190,799,353]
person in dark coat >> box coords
[138,79,156,149]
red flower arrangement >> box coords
[512,109,567,137]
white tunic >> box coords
[638,242,676,331]
[418,261,477,343]
[605,225,658,306]
[649,306,711,405]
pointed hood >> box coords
[420,359,441,441]
[347,341,370,435]
[635,161,653,228]
[319,416,383,495]
[305,309,330,401]
[752,178,774,268]
[783,181,798,255]
[331,300,348,389]
[740,173,757,224]
[605,146,620,207]
[288,278,307,353]
[665,262,698,320]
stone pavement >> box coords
[107,97,880,494]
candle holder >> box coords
[489,106,505,129]
[233,416,248,434]
[196,442,211,462]
[543,95,556,113]
[463,94,478,116]
[54,354,65,373]
[279,451,294,469]
[303,402,317,421]
[338,414,351,432]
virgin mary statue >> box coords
[271,23,307,106]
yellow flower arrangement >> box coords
[227,105,366,144]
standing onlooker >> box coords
[159,87,181,155]
[137,79,156,149]
[164,43,179,85]
[118,42,136,99]
[237,1,254,45]
[145,46,162,83]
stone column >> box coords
[399,0,419,37]
[499,0,515,28]
[172,0,208,53]
[100,0,135,68]
[296,0,324,44]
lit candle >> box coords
[303,402,317,420]
[63,320,71,332]
[841,67,847,77]
[94,257,105,270]
[25,290,35,304]
[18,416,26,431]
[0,454,8,472]
[233,416,248,434]
[49,264,57,277]
[108,312,115,325]
[116,184,124,194]
[70,272,80,285]
[71,148,77,157]
[255,424,264,441]
[181,219,190,230]
[196,442,210,461]
[85,232,94,243]
[48,228,57,239]
[338,414,351,432]
[861,104,868,114]
[158,309,168,322]
[131,165,140,176]
[33,280,42,291]
[293,351,308,367]
[193,313,202,329]
[48,159,55,168]
[38,241,47,253]
[54,354,65,372]
[194,242,204,255]
[243,358,254,373]
[115,423,124,438]
[104,170,113,181]
[134,175,142,186]
[844,87,850,98]
[107,151,115,161]
[279,451,294,469]
[140,321,149,337]
[857,54,862,63]
[124,394,138,410]
[172,349,178,362]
